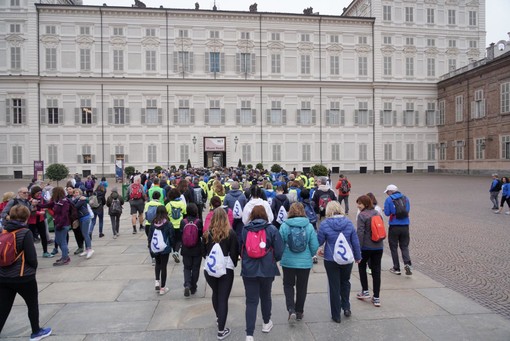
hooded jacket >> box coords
[38,197,71,230]
[279,217,319,269]
[356,209,384,250]
[149,218,173,254]
[0,220,37,282]
[223,189,247,212]
[106,191,125,216]
[383,192,410,226]
[241,218,283,277]
[242,198,274,225]
[317,215,361,262]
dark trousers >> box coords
[109,214,120,235]
[358,249,383,298]
[183,255,202,291]
[90,210,104,235]
[29,220,48,253]
[243,276,274,336]
[172,229,181,254]
[0,279,40,334]
[388,225,412,270]
[205,269,234,332]
[233,219,244,253]
[154,253,170,287]
[338,195,349,213]
[282,267,310,314]
[72,224,84,249]
[323,260,353,321]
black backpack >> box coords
[392,196,409,219]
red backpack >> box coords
[181,218,199,248]
[0,229,26,267]
[244,228,269,259]
[130,183,143,200]
[370,215,386,242]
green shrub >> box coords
[247,164,253,169]
[154,166,163,174]
[270,164,282,173]
[124,166,135,178]
[256,163,264,170]
[45,163,69,186]
[311,164,328,177]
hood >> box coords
[275,194,288,201]
[284,216,309,228]
[227,189,243,198]
[4,220,28,232]
[111,192,119,199]
[245,218,269,232]
[154,218,168,228]
[318,184,331,191]
[324,215,351,233]
[389,192,403,200]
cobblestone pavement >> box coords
[2,173,510,320]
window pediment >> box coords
[141,36,160,48]
[6,34,25,47]
[40,34,60,48]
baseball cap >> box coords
[384,184,398,194]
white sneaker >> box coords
[155,280,160,291]
[246,336,254,341]
[505,211,510,215]
[79,251,87,257]
[86,249,94,259]
[159,287,169,295]
[113,234,117,239]
[262,320,273,333]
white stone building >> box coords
[0,0,485,177]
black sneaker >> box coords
[184,287,190,297]
[296,312,303,321]
[389,267,401,275]
[217,328,231,340]
[404,264,413,276]
[344,309,351,317]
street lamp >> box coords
[192,136,197,152]
[234,136,239,152]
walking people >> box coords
[495,177,510,214]
[279,203,319,322]
[128,175,146,234]
[335,174,351,215]
[355,195,383,307]
[66,186,84,256]
[0,205,52,341]
[149,206,173,295]
[312,177,336,221]
[202,207,239,340]
[71,189,94,259]
[383,184,412,276]
[317,201,361,323]
[489,173,502,210]
[165,188,187,263]
[180,203,203,297]
[241,206,284,341]
[88,184,106,238]
[242,186,274,226]
[106,188,124,239]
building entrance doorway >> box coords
[203,137,226,168]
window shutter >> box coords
[340,110,345,125]
[205,52,210,73]
[189,52,194,72]
[379,110,383,125]
[326,110,330,125]
[221,108,225,124]
[415,111,419,126]
[58,108,64,124]
[369,110,373,125]
[124,154,129,163]
[108,108,113,124]
[77,154,83,163]
[40,108,46,125]
[220,53,225,72]
[354,109,359,125]
[125,108,130,124]
[236,109,241,124]
[312,109,316,124]
[393,111,397,125]
[282,109,287,124]
[173,52,178,72]
[266,109,271,124]
[158,108,162,124]
[111,154,115,163]
[190,108,195,123]
[402,110,407,125]
[75,108,80,124]
[21,99,26,124]
[92,108,97,124]
[5,99,11,125]
[297,109,301,124]
[173,108,178,124]
[236,53,240,73]
[205,108,209,124]
[252,109,256,124]
[141,108,146,124]
[471,102,475,118]
[91,155,96,163]
[251,53,256,73]
[481,99,486,117]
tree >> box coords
[124,166,135,178]
[186,159,192,169]
[256,163,264,170]
[179,164,185,170]
[154,165,163,174]
[270,164,282,173]
[247,164,253,169]
[238,158,243,168]
[45,163,69,186]
[311,164,328,177]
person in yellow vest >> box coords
[165,188,187,263]
[307,175,316,190]
[210,180,226,208]
[298,172,309,189]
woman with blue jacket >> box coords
[279,203,319,322]
[495,177,510,214]
[317,201,361,323]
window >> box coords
[113,27,124,36]
[328,101,342,125]
[272,144,281,161]
[209,52,220,73]
[11,47,21,70]
[355,102,369,126]
[239,53,253,73]
[472,89,485,119]
[271,32,280,41]
[455,95,463,122]
[331,144,340,161]
[330,56,339,75]
[242,145,251,162]
[427,8,435,24]
[80,48,90,71]
[330,35,339,43]
[48,145,58,164]
[300,33,310,42]
[46,48,57,70]
[12,146,22,164]
[208,100,222,125]
[10,24,21,33]
[426,102,436,126]
[210,30,219,39]
[383,5,391,21]
[469,40,478,49]
[448,59,456,71]
[146,50,156,71]
[145,99,159,124]
[438,100,445,125]
[302,144,311,162]
[384,144,392,161]
[405,7,414,23]
[145,28,155,37]
[358,36,368,45]
[180,145,189,163]
[82,145,92,164]
[502,136,510,159]
[148,144,157,163]
[241,32,250,40]
[47,99,59,125]
[80,99,92,124]
[9,98,24,125]
[469,11,477,26]
[382,102,394,126]
[427,38,435,47]
[405,37,414,46]
[358,57,368,76]
[406,144,414,161]
[403,103,415,127]
[10,0,20,6]
[299,101,313,125]
[113,99,125,124]
[359,144,367,161]
[475,138,485,159]
[80,26,90,35]
[455,141,464,160]
[113,49,124,71]
[427,143,436,160]
[448,40,456,48]
[448,10,456,25]
[501,82,510,114]
[439,143,447,160]
[178,51,192,72]
[300,55,310,74]
[271,54,281,74]
[269,100,284,125]
[178,99,191,125]
[45,25,56,35]
[178,29,188,38]
[427,58,435,77]
[383,36,392,44]
[383,56,392,76]
[405,57,414,76]
[239,100,252,125]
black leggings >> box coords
[0,279,40,334]
[155,253,170,287]
[72,225,84,249]
[500,195,510,208]
[29,220,48,253]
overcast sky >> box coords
[84,0,509,47]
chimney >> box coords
[487,43,495,61]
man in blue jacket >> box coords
[383,184,412,276]
[489,173,502,210]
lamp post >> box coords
[192,136,197,152]
[234,136,239,152]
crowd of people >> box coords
[0,167,413,341]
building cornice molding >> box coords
[6,34,26,47]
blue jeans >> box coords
[55,226,70,259]
[79,216,92,249]
[89,210,104,235]
[243,276,274,336]
[324,260,353,320]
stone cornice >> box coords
[6,34,25,47]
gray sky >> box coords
[85,0,509,47]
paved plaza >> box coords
[1,173,510,340]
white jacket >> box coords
[241,198,274,225]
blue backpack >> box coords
[304,202,317,224]
[169,203,182,220]
[287,224,308,253]
[145,205,158,224]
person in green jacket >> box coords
[148,177,165,205]
[165,188,187,263]
[279,202,319,322]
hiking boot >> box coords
[404,264,413,275]
[217,328,231,340]
[356,290,371,300]
[389,267,401,275]
[372,297,381,307]
[42,252,54,258]
[139,226,144,232]
[262,320,273,333]
[184,287,190,297]
[74,248,83,255]
[30,327,52,341]
[155,280,160,291]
